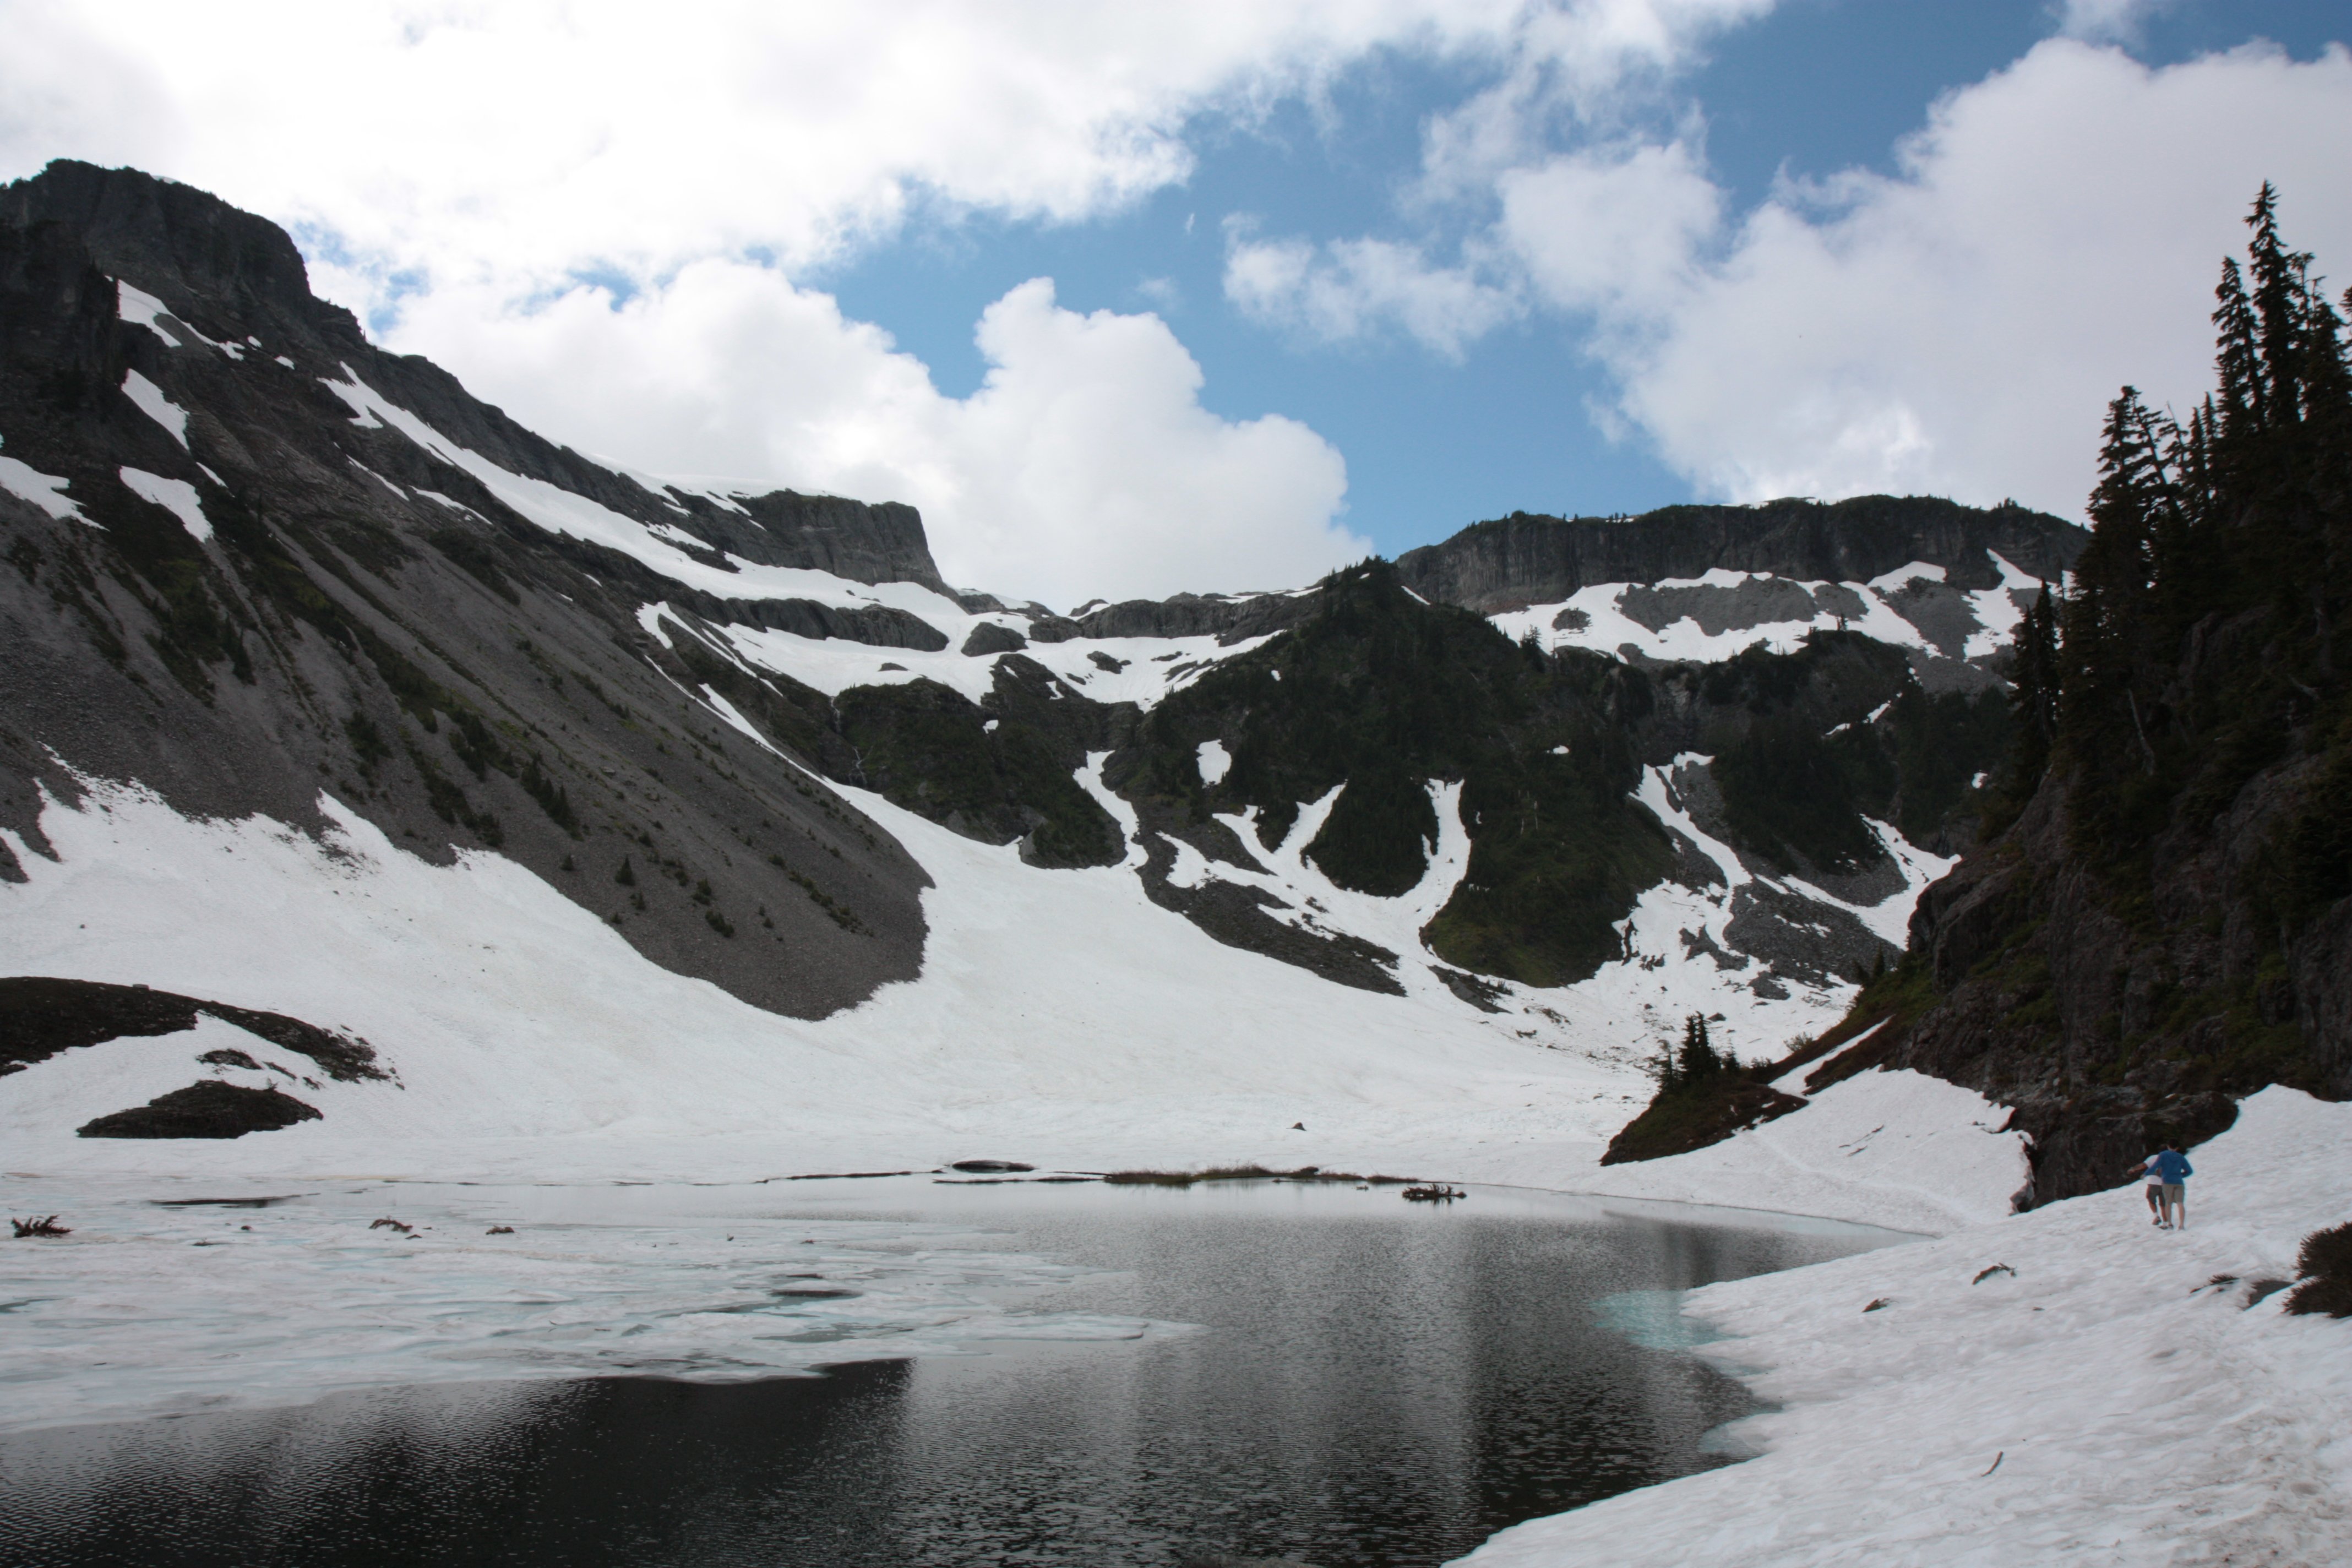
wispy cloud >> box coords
[1223,221,1521,358]
[2049,0,2179,46]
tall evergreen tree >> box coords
[2213,256,2262,438]
[1677,1012,1721,1085]
[2041,184,2351,880]
[2245,182,2313,429]
[2061,387,2171,812]
[2004,587,2060,794]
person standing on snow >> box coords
[2140,1145,2193,1229]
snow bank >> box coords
[1480,553,2049,669]
[0,434,92,524]
[1562,1068,2029,1234]
[0,753,1956,1225]
[1460,1086,2352,1567]
[119,466,211,541]
[120,369,190,448]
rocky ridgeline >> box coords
[6,159,2112,1142]
[1396,497,2082,614]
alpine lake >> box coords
[0,1173,1909,1567]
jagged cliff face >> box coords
[1819,693,2350,1206]
[1396,497,2085,613]
[4,161,2100,1139]
[0,161,938,1017]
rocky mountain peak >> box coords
[4,160,346,341]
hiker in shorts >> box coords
[2130,1153,2165,1225]
[2142,1145,2193,1230]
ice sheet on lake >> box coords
[0,1177,1177,1435]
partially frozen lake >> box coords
[1,1175,1908,1566]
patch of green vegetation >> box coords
[405,742,503,847]
[447,707,510,780]
[1601,1015,1804,1164]
[1305,765,1436,896]
[778,861,868,934]
[1424,737,1674,984]
[1119,563,1671,985]
[1711,717,1892,873]
[518,756,580,837]
[342,711,390,776]
[834,678,1120,867]
[1882,685,2012,844]
[2267,746,2352,933]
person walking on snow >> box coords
[2137,1145,2193,1230]
[2130,1152,2166,1225]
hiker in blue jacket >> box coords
[2139,1145,2193,1230]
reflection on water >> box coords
[0,1182,1902,1567]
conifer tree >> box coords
[2061,386,2171,814]
[2246,182,2310,428]
[1677,1013,1721,1085]
[2040,184,2350,880]
[2213,256,2261,438]
[2003,586,2060,793]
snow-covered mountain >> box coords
[2,161,2084,1171]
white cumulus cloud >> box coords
[1229,32,2352,526]
[1585,40,2352,512]
[0,0,1529,602]
[1494,138,1721,323]
[392,269,1358,608]
[1223,223,1522,357]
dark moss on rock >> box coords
[961,622,1028,656]
[832,661,1125,868]
[1113,561,1674,987]
[0,976,384,1081]
[78,1079,322,1138]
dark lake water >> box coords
[0,1179,1905,1567]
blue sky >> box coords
[6,1,2349,603]
[816,0,2349,562]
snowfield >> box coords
[1481,556,2045,669]
[1462,1086,2352,1568]
[0,762,1869,1192]
[1574,1066,2030,1235]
